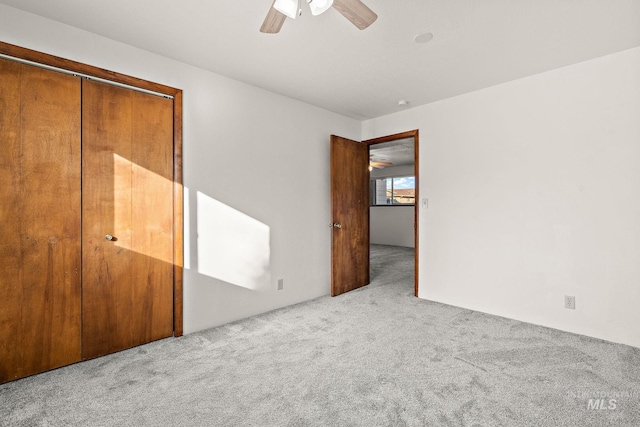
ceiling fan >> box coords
[370,156,392,169]
[260,0,378,34]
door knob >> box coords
[330,223,342,229]
[105,234,114,241]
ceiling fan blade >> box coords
[333,0,378,30]
[260,0,287,33]
[370,161,392,169]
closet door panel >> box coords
[20,65,82,376]
[82,81,134,358]
[82,80,173,359]
[0,58,24,382]
[130,91,174,344]
[0,59,82,381]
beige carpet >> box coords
[1,244,639,426]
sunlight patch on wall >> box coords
[196,191,271,291]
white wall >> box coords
[370,207,414,247]
[363,47,640,348]
[370,165,415,247]
[0,5,361,334]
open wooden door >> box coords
[330,135,370,296]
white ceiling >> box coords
[3,0,640,120]
[370,138,415,167]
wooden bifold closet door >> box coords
[0,55,175,383]
[0,58,82,382]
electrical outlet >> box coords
[564,295,576,310]
[277,278,284,291]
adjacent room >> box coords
[1,1,639,425]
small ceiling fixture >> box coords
[261,0,377,33]
[414,32,434,44]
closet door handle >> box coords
[105,234,115,241]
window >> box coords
[371,176,415,205]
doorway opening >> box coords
[365,130,419,296]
